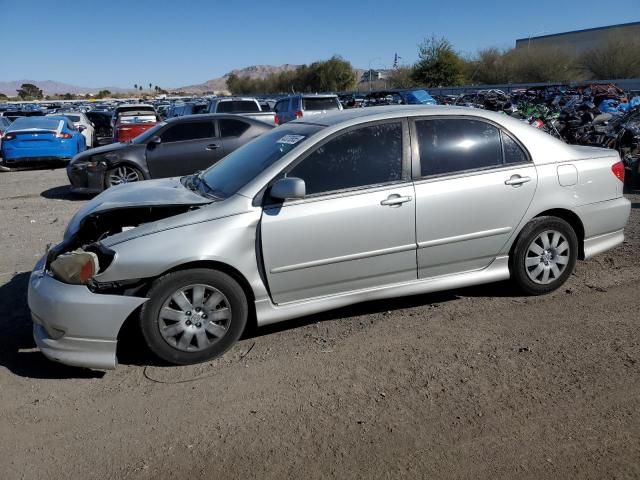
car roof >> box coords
[294,105,512,127]
[163,113,273,126]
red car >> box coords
[112,104,160,143]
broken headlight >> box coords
[50,250,100,285]
[50,245,115,285]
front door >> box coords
[260,120,417,304]
[146,120,222,178]
[411,117,538,278]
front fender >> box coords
[96,209,269,300]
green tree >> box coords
[466,48,511,84]
[62,93,73,100]
[389,66,418,88]
[96,89,111,99]
[505,46,579,83]
[581,33,640,80]
[411,36,465,87]
[0,93,8,100]
[16,83,44,100]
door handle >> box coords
[380,194,412,206]
[505,175,531,186]
[206,144,221,150]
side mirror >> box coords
[78,125,86,132]
[150,136,162,145]
[270,177,305,201]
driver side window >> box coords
[287,121,404,196]
[160,121,215,143]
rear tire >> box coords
[510,216,578,295]
[140,269,248,365]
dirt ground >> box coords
[0,168,639,480]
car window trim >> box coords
[259,118,411,207]
[409,115,533,181]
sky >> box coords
[1,0,638,88]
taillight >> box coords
[274,115,280,125]
[57,132,72,139]
[294,111,303,119]
[3,133,15,141]
[611,161,625,183]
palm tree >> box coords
[149,83,152,90]
[134,84,138,90]
[139,86,142,92]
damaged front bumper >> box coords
[67,161,107,194]
[28,256,148,370]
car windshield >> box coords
[131,122,167,144]
[8,117,64,131]
[199,124,323,198]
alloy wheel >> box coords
[524,230,570,285]
[158,284,231,352]
[108,166,140,186]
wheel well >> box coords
[116,260,257,348]
[160,261,256,330]
[109,161,147,179]
[512,209,586,259]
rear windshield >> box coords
[216,101,260,113]
[64,115,81,122]
[8,117,64,131]
[119,109,156,117]
[303,97,340,111]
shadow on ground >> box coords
[41,185,86,201]
[0,272,103,379]
[2,266,523,373]
[118,279,523,367]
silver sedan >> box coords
[28,106,631,369]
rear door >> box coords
[411,117,537,278]
[260,120,417,304]
[146,119,221,178]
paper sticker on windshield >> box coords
[277,134,305,145]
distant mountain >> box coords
[178,64,303,94]
[0,63,378,98]
[0,80,130,97]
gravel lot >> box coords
[0,167,639,480]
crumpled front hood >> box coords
[71,141,140,163]
[64,177,213,240]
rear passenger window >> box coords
[416,119,502,177]
[160,121,215,142]
[288,122,403,196]
[219,119,250,137]
[502,132,528,164]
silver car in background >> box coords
[28,106,631,369]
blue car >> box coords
[364,88,437,107]
[1,116,86,165]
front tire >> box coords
[510,216,578,295]
[140,269,248,365]
[104,164,142,189]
